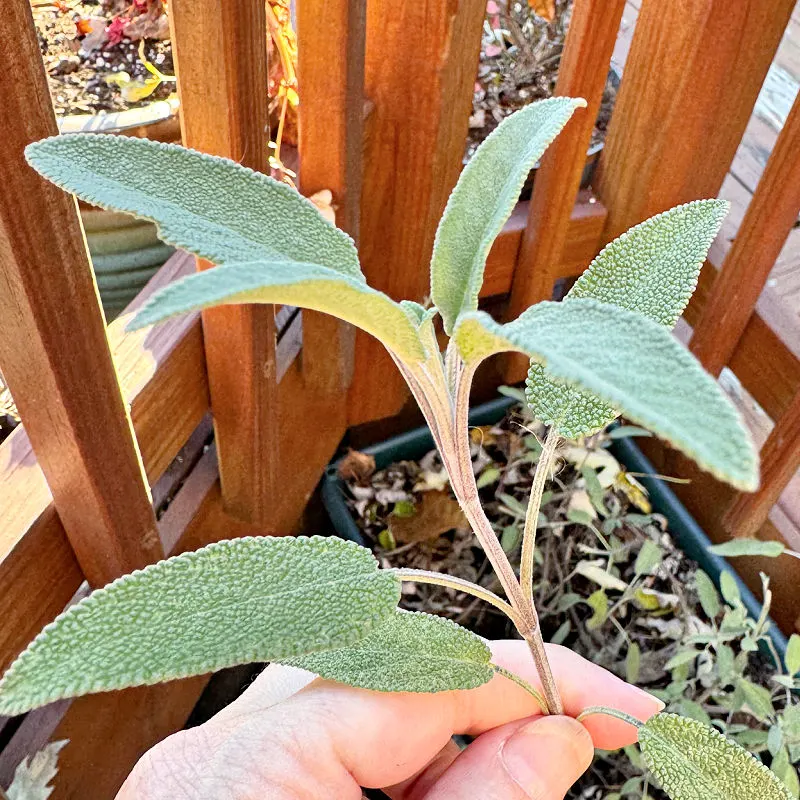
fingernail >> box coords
[630,684,665,713]
[502,717,593,794]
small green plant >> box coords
[0,97,786,797]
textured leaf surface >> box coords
[25,134,361,278]
[129,261,425,361]
[0,537,400,715]
[430,97,585,333]
[639,713,791,800]
[453,299,757,490]
[708,539,785,558]
[526,200,728,439]
[283,610,493,692]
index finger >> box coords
[212,640,662,790]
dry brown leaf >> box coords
[389,491,468,544]
[337,449,376,485]
[528,0,556,21]
[470,425,497,446]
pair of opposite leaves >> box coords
[24,98,756,493]
[0,97,777,798]
[0,536,790,800]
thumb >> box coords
[419,715,594,800]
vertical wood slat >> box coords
[690,91,800,377]
[503,0,626,383]
[0,2,162,586]
[595,0,796,242]
[725,390,800,539]
[296,0,365,394]
[169,0,279,526]
[347,0,486,425]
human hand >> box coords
[117,641,663,799]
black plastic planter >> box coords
[321,398,788,661]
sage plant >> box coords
[0,98,790,798]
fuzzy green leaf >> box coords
[695,570,721,620]
[708,539,786,559]
[526,200,728,439]
[453,299,758,490]
[283,610,493,692]
[786,635,800,677]
[0,537,400,715]
[639,713,791,800]
[25,134,361,279]
[430,97,585,333]
[128,261,425,361]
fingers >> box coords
[486,642,663,749]
[219,640,660,789]
[116,640,662,799]
[419,716,594,800]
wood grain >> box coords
[296,0,364,394]
[347,0,486,425]
[481,194,607,299]
[683,264,800,426]
[503,0,625,381]
[637,436,800,634]
[169,0,281,526]
[595,0,796,241]
[0,1,162,585]
[724,390,800,539]
[0,253,209,674]
[49,678,209,800]
[690,90,800,375]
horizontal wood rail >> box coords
[482,192,608,299]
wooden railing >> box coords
[1,0,800,794]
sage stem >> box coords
[520,427,561,605]
[392,568,522,626]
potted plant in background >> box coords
[0,97,793,798]
[32,0,298,320]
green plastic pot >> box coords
[321,397,788,660]
[81,209,175,321]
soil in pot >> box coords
[468,0,618,191]
[335,396,800,798]
[32,0,174,119]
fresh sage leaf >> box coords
[786,635,800,677]
[772,748,800,799]
[635,539,663,576]
[626,641,641,684]
[128,261,426,362]
[664,649,699,672]
[431,97,585,333]
[719,570,741,606]
[283,609,493,692]
[639,713,791,799]
[738,678,776,720]
[708,539,786,559]
[526,200,728,439]
[453,299,758,491]
[695,570,721,620]
[25,134,362,279]
[0,536,400,715]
